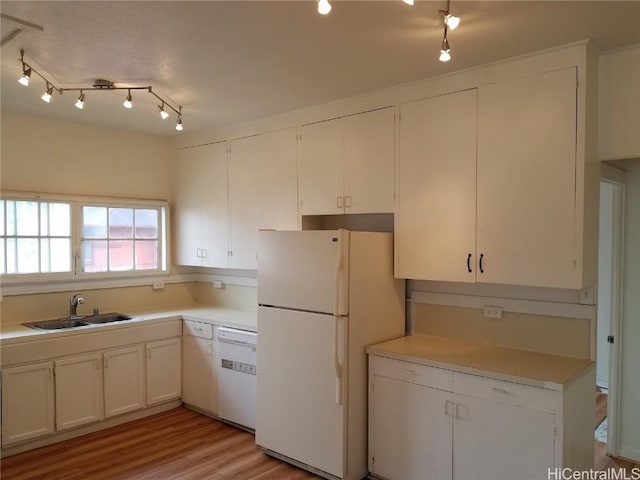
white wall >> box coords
[619,160,640,462]
[599,45,640,161]
[1,111,174,200]
[596,181,614,387]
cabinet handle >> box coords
[455,403,464,419]
[337,196,343,209]
[445,399,454,416]
[402,368,417,376]
[492,387,512,396]
[479,253,484,273]
[344,196,352,208]
[467,253,472,273]
[201,249,208,258]
[196,248,201,258]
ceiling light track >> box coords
[438,0,459,62]
[17,49,184,131]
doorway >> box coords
[596,176,624,454]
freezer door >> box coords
[257,230,349,315]
[256,306,345,478]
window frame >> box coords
[0,192,169,286]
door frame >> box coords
[599,176,625,455]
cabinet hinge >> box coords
[372,456,375,465]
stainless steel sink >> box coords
[83,313,132,324]
[23,313,132,330]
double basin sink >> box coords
[23,313,132,331]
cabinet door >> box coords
[343,108,396,214]
[453,393,555,480]
[55,354,103,430]
[146,338,182,405]
[1,363,55,445]
[477,67,578,288]
[229,135,263,269]
[182,335,217,413]
[201,142,229,268]
[104,345,145,418]
[396,90,477,281]
[370,375,453,480]
[299,119,344,215]
[173,145,208,267]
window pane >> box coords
[109,240,133,271]
[51,238,71,272]
[16,201,39,236]
[135,240,158,270]
[6,201,16,236]
[50,203,71,236]
[6,238,16,273]
[41,238,50,272]
[135,209,158,239]
[83,207,107,238]
[109,208,133,239]
[82,240,108,272]
[0,200,5,236]
[16,238,39,273]
[0,238,5,274]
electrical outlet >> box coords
[213,280,225,289]
[152,281,165,290]
[484,306,503,319]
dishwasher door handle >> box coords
[216,337,256,349]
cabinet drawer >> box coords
[183,320,213,339]
[453,372,559,414]
[370,355,452,392]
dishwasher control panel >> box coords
[221,359,256,375]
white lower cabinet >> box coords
[55,353,104,430]
[1,362,55,446]
[182,320,217,414]
[369,356,561,480]
[146,338,182,405]
[103,345,146,418]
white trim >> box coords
[410,291,596,320]
[190,273,257,288]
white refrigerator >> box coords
[256,229,405,480]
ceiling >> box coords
[1,1,639,137]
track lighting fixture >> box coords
[16,50,184,131]
[438,0,459,62]
[75,91,85,109]
[317,0,331,15]
[41,83,54,103]
[158,102,170,120]
[123,89,133,109]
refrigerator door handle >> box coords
[333,314,342,405]
[332,232,343,317]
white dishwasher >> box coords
[215,327,257,430]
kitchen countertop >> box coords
[0,304,257,345]
[367,334,594,391]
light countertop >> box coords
[367,334,594,391]
[0,304,257,345]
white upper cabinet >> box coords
[395,89,477,281]
[174,142,229,268]
[476,67,578,288]
[228,129,298,269]
[299,107,395,215]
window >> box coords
[1,194,167,281]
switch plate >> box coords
[213,280,225,289]
[484,306,503,319]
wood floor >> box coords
[594,390,639,473]
[2,401,638,479]
[0,408,319,480]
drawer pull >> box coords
[402,368,417,376]
[492,387,512,395]
[445,399,454,416]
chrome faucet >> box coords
[70,293,85,318]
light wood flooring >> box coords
[2,401,639,479]
[0,407,319,480]
[594,390,639,473]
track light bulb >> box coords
[176,116,184,131]
[18,67,31,87]
[439,37,451,62]
[317,0,331,15]
[75,92,85,109]
[402,0,414,5]
[444,14,460,29]
[123,90,133,109]
[41,85,54,103]
[158,104,170,120]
